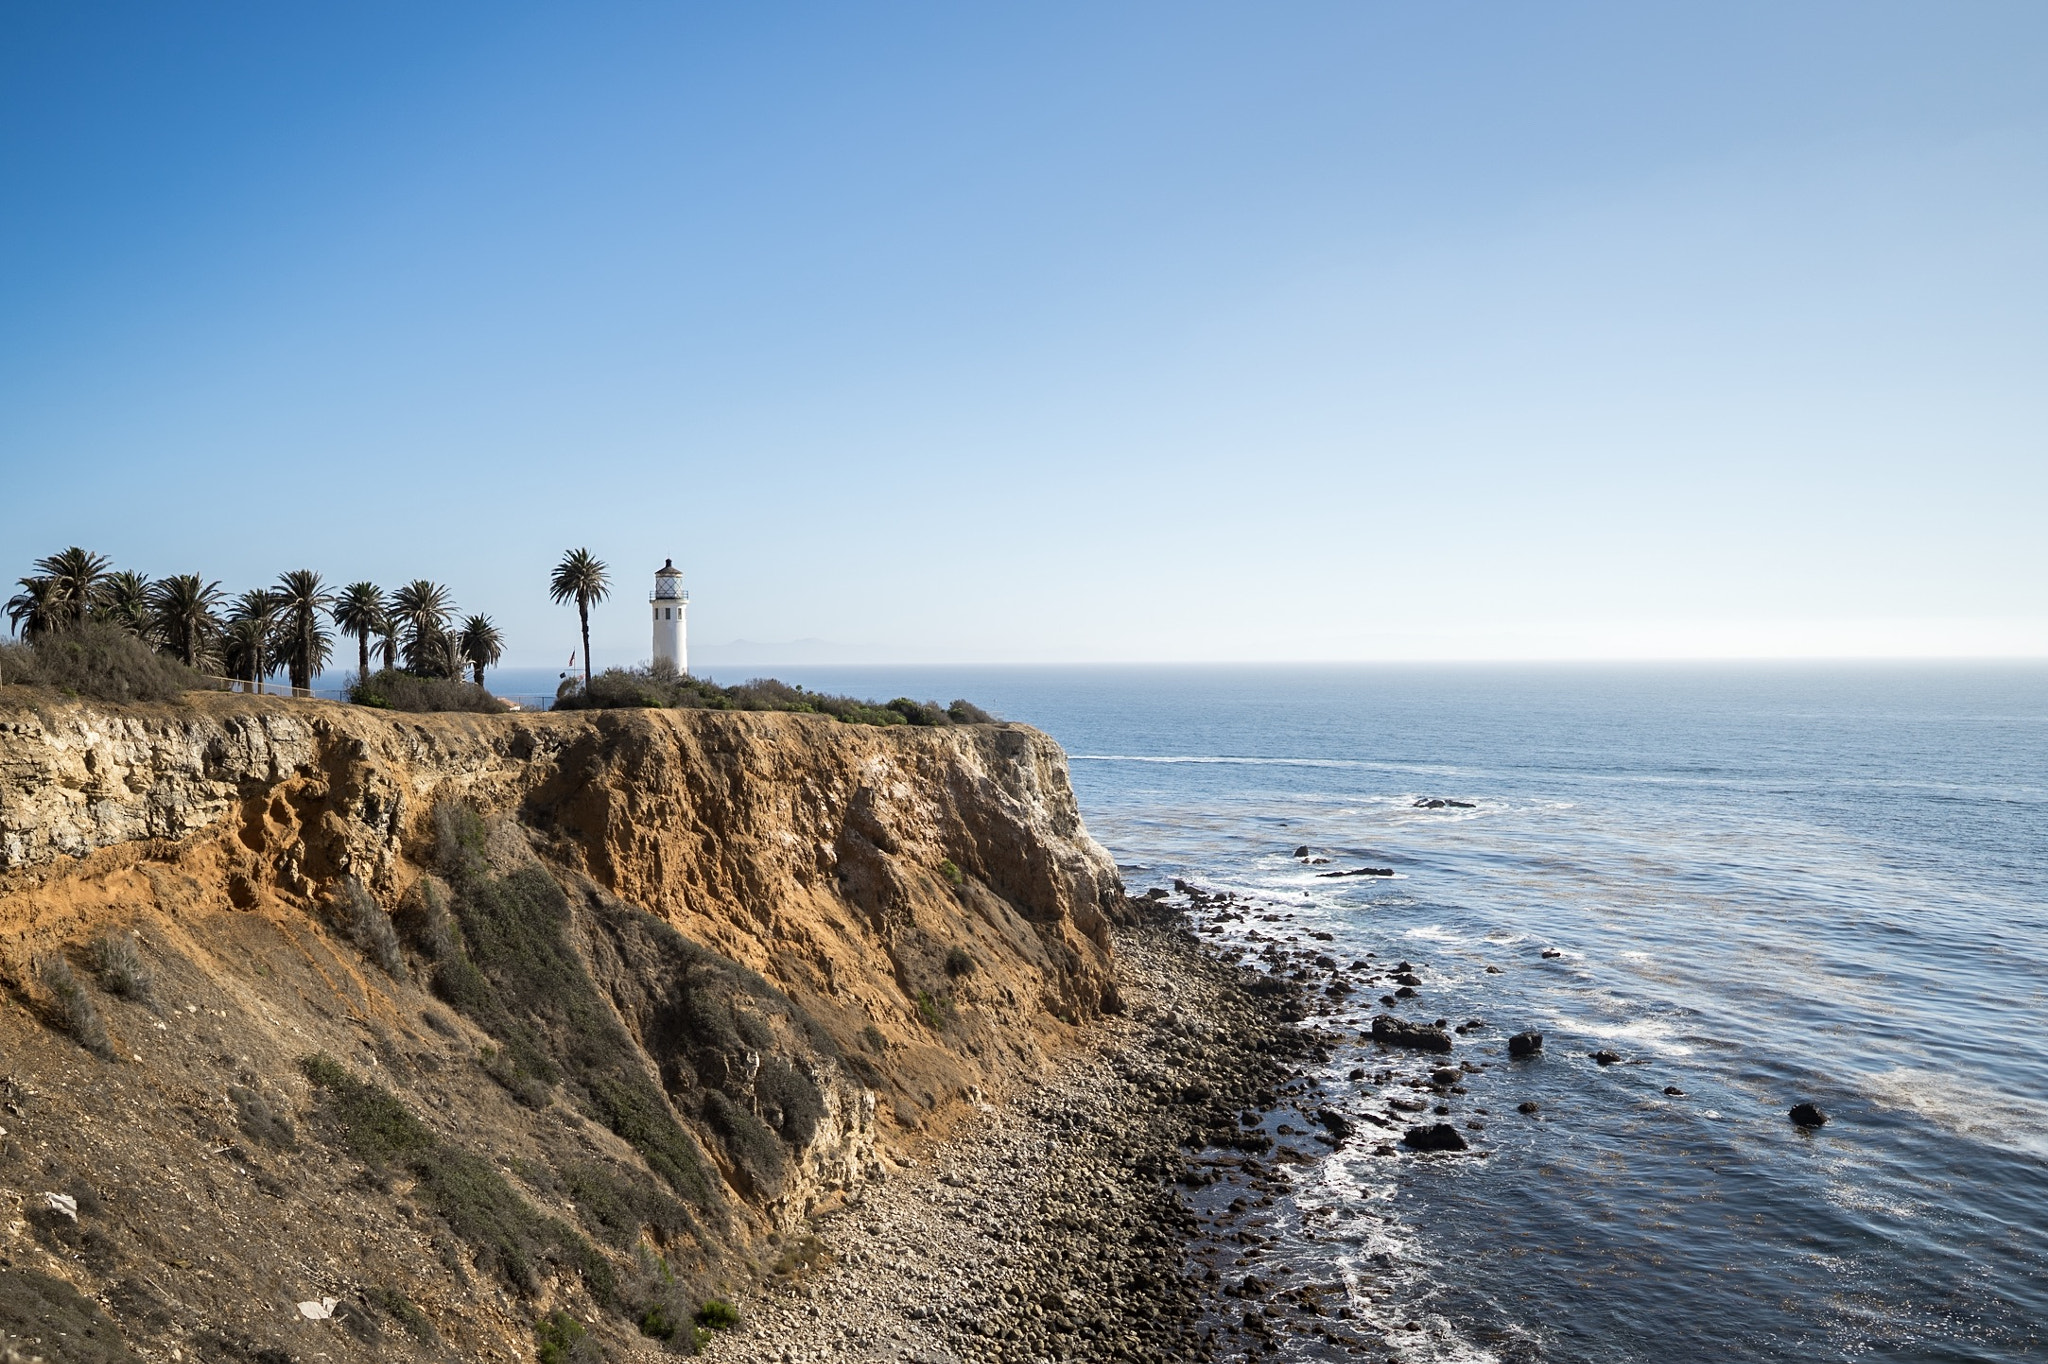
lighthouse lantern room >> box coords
[650,558,688,675]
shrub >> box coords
[36,955,111,1057]
[421,806,716,1204]
[87,931,153,1003]
[886,697,949,726]
[695,1298,739,1330]
[551,665,995,730]
[0,622,205,704]
[914,989,957,1031]
[334,878,406,980]
[943,946,977,978]
[861,1024,888,1054]
[638,1303,676,1341]
[365,1287,439,1346]
[937,859,963,885]
[563,1162,694,1249]
[348,668,503,713]
[701,1090,785,1196]
[536,1310,600,1364]
[300,1054,611,1301]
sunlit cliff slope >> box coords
[0,695,1125,1362]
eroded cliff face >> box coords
[0,694,1124,1362]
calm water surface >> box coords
[721,663,2048,1363]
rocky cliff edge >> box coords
[0,693,1125,1362]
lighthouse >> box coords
[650,558,688,674]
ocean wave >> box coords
[1546,1012,1698,1056]
[1857,1066,2048,1160]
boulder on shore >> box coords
[1370,1014,1453,1054]
[1507,1031,1543,1058]
[1402,1123,1469,1153]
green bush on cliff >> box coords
[422,803,718,1207]
[550,663,998,728]
[347,668,503,713]
[298,1053,613,1301]
[0,621,208,704]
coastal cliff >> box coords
[0,694,1127,1361]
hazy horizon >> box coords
[5,3,2044,666]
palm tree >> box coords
[222,590,278,694]
[94,570,153,638]
[458,614,504,688]
[392,580,455,677]
[32,547,111,629]
[147,574,224,669]
[331,582,389,684]
[549,548,610,692]
[272,569,334,696]
[5,577,60,640]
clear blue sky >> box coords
[3,2,2044,664]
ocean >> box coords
[677,662,2048,1363]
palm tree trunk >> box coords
[579,601,592,690]
[358,632,370,684]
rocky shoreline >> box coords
[700,907,1365,1364]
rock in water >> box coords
[1516,1100,1541,1115]
[1591,1049,1622,1066]
[1293,845,1310,858]
[1507,1030,1543,1058]
[1402,1123,1469,1152]
[1370,1014,1453,1054]
[1663,1085,1686,1097]
[1790,1102,1828,1128]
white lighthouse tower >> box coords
[650,558,688,675]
